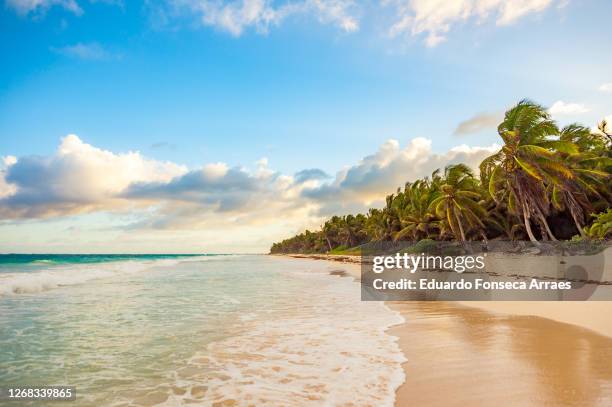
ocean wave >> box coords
[0,255,407,406]
[32,259,57,264]
[159,267,406,406]
[0,258,186,296]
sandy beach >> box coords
[389,301,612,407]
[284,253,612,406]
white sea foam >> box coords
[0,258,188,296]
[1,256,407,406]
[159,264,406,407]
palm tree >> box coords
[322,216,344,251]
[584,209,612,239]
[382,193,402,239]
[270,100,611,255]
[481,100,578,243]
[393,179,436,241]
[427,164,486,242]
[546,125,610,236]
[365,208,388,241]
[336,215,365,248]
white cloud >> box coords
[0,135,499,232]
[50,42,112,60]
[166,0,358,36]
[2,156,17,167]
[496,0,553,25]
[387,0,559,47]
[0,156,18,199]
[0,135,504,251]
[6,0,82,15]
[0,135,187,218]
[309,0,358,32]
[203,162,230,179]
[195,0,285,36]
[6,0,561,46]
[301,137,499,215]
[0,135,315,230]
[548,100,589,116]
[599,83,612,93]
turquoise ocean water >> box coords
[0,255,404,406]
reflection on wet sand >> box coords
[389,302,612,407]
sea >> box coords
[0,254,405,406]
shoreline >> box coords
[278,252,612,338]
[278,253,612,406]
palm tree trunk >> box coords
[570,211,587,238]
[521,201,540,245]
[325,236,332,252]
[454,211,467,242]
[539,214,557,241]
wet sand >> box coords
[279,254,612,406]
[459,301,612,338]
[389,301,612,407]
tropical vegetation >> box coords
[270,100,611,254]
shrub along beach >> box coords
[271,100,611,254]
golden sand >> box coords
[281,254,612,406]
[389,301,612,407]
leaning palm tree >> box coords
[365,208,389,241]
[322,216,343,251]
[427,164,486,242]
[548,124,610,236]
[393,179,436,241]
[337,215,365,248]
[481,100,578,243]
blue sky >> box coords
[0,0,611,252]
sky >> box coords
[0,0,611,253]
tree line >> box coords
[270,100,611,254]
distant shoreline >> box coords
[275,252,362,264]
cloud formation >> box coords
[548,100,589,116]
[168,0,358,36]
[387,0,560,47]
[126,163,272,212]
[454,112,502,135]
[294,168,331,183]
[7,0,564,47]
[599,83,612,93]
[0,156,18,200]
[6,0,82,15]
[0,135,499,230]
[0,135,186,219]
[50,42,112,60]
[301,137,499,215]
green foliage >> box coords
[329,246,361,255]
[270,99,611,254]
[401,239,438,254]
[584,209,612,239]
